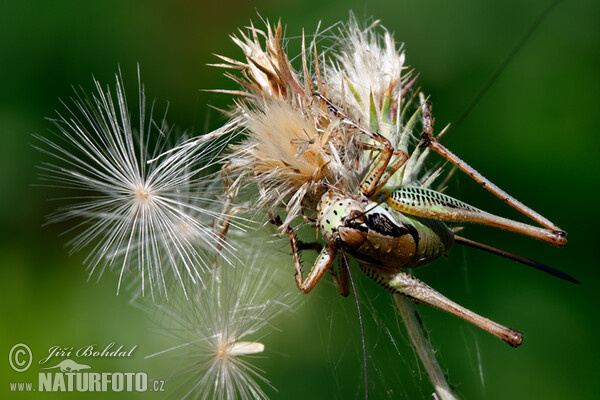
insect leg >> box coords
[329,241,350,297]
[355,141,409,193]
[313,92,407,196]
[212,168,249,265]
[212,205,248,266]
[298,238,348,296]
[360,263,523,347]
[385,185,566,247]
[418,97,566,245]
[294,239,337,294]
[271,215,337,293]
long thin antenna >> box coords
[339,244,369,400]
[454,235,578,283]
[444,0,563,140]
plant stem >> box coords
[393,294,458,400]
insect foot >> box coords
[360,263,524,347]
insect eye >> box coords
[349,209,364,223]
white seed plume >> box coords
[145,256,296,400]
[36,71,238,297]
[327,15,407,125]
[326,15,437,188]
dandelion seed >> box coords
[36,70,238,297]
[144,255,296,400]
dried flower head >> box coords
[325,15,438,189]
[200,21,370,229]
[327,16,409,124]
[178,15,437,239]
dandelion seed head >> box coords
[144,255,297,400]
[36,71,238,298]
[134,185,152,202]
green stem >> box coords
[393,294,458,400]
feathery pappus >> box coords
[36,71,243,298]
[143,254,297,400]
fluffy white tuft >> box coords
[36,71,238,298]
[327,15,408,125]
[144,255,297,400]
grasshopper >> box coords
[276,92,575,348]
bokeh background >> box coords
[2,0,599,399]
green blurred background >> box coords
[1,0,599,399]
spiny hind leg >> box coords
[416,94,566,245]
[360,263,523,347]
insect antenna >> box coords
[443,0,564,141]
[454,235,578,284]
[356,195,390,222]
[337,238,369,400]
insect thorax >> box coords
[317,191,455,269]
[316,191,365,242]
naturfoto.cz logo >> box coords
[8,343,165,393]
